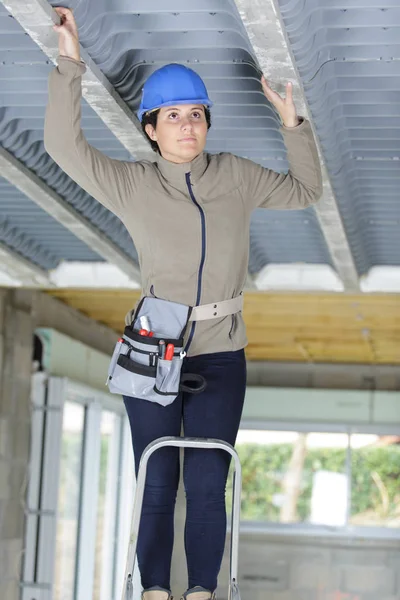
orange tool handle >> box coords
[165,344,175,361]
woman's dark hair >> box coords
[141,107,212,153]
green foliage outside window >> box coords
[60,432,400,528]
[227,442,400,526]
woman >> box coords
[46,8,322,600]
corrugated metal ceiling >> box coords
[0,0,398,287]
[278,0,400,277]
[0,2,137,268]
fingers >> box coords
[261,76,273,97]
[53,7,72,17]
[53,6,72,25]
[285,81,293,104]
[261,75,272,94]
[261,76,296,105]
[261,76,278,98]
[53,6,74,31]
[261,75,298,125]
[261,76,282,107]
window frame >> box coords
[23,376,136,600]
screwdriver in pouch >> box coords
[158,340,166,359]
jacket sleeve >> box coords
[44,55,141,219]
[236,118,323,210]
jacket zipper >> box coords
[185,172,206,353]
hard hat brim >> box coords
[138,97,213,122]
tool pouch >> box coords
[106,296,206,406]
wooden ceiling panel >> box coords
[45,289,400,365]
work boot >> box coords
[180,586,216,600]
[142,586,173,600]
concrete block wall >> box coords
[171,486,400,600]
[218,533,400,600]
[0,290,34,600]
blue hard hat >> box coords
[137,63,213,122]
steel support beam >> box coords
[0,241,51,286]
[235,0,360,291]
[1,0,153,162]
[0,147,142,282]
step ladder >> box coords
[121,436,242,600]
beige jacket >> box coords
[44,56,323,356]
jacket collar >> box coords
[155,151,208,186]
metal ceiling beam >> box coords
[1,0,154,162]
[235,0,360,291]
[0,241,51,286]
[0,147,142,282]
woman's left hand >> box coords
[261,76,300,128]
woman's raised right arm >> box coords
[44,7,141,218]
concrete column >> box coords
[0,289,34,600]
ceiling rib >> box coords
[0,147,142,282]
[235,0,360,291]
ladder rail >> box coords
[122,436,242,600]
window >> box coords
[24,377,132,600]
[93,411,121,600]
[228,429,400,531]
[54,401,85,600]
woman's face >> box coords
[145,104,208,163]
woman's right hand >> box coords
[53,7,81,62]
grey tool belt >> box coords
[107,294,243,406]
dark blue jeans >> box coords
[123,349,246,593]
